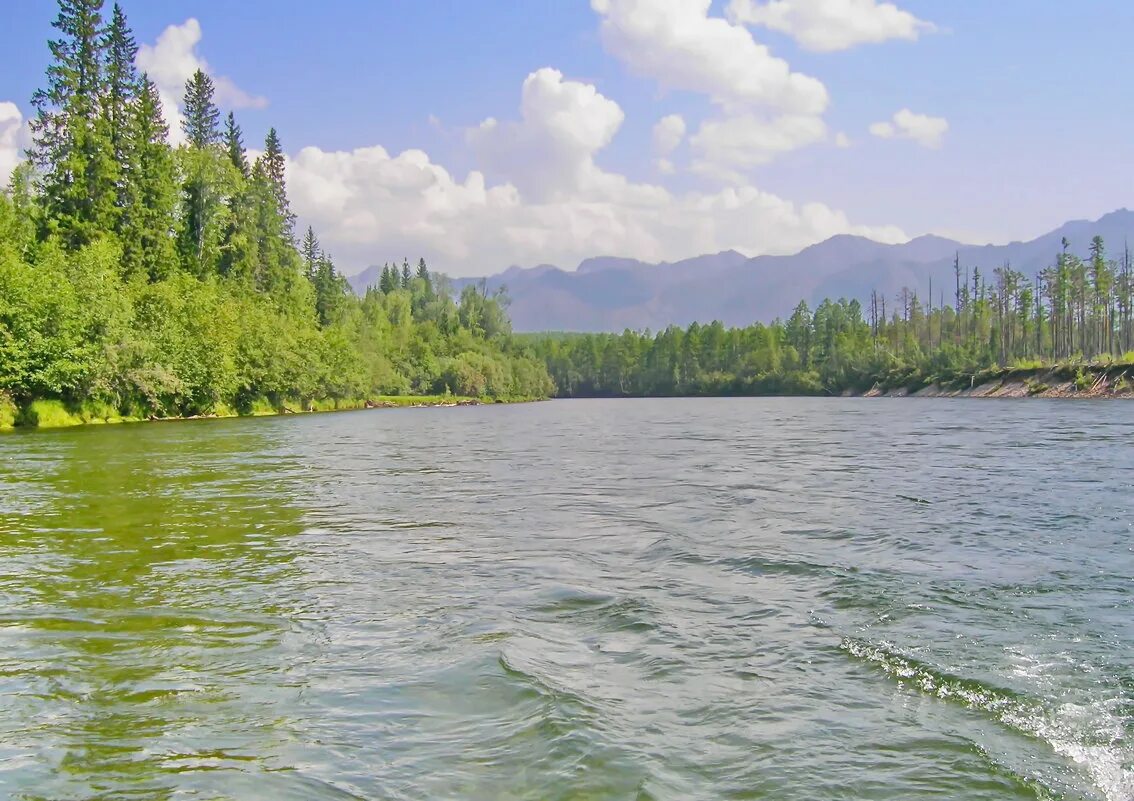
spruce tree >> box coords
[178,69,227,276]
[401,258,412,289]
[29,0,118,246]
[379,264,397,294]
[102,4,138,168]
[224,112,248,177]
[416,257,434,298]
[247,152,300,297]
[301,226,321,279]
[261,128,294,238]
[121,75,177,281]
[182,69,220,149]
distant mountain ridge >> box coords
[348,209,1134,333]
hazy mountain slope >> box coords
[347,209,1134,332]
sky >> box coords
[2,0,1133,277]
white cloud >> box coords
[834,131,852,148]
[288,69,905,277]
[465,68,631,203]
[655,157,676,175]
[727,0,934,52]
[870,108,948,148]
[0,102,27,187]
[592,0,827,116]
[652,114,686,155]
[592,0,831,179]
[691,113,827,178]
[137,19,267,143]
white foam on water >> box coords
[844,638,1134,801]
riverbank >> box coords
[0,394,543,432]
[856,363,1134,399]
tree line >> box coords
[530,237,1134,397]
[1,0,553,423]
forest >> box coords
[4,2,1132,430]
[529,244,1134,397]
[0,1,553,428]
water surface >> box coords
[1,398,1131,800]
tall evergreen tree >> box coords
[301,226,321,279]
[182,69,220,149]
[29,0,118,246]
[260,127,294,238]
[224,111,248,177]
[178,69,228,276]
[101,4,138,165]
[120,75,177,281]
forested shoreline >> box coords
[529,243,1134,399]
[0,1,554,429]
[4,3,1132,432]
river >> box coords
[0,398,1131,800]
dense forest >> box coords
[0,0,553,427]
[3,2,1131,430]
[530,244,1134,397]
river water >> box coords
[0,398,1130,800]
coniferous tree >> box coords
[224,111,248,178]
[247,150,300,298]
[416,257,434,298]
[182,69,221,149]
[401,258,412,289]
[29,0,118,246]
[301,226,321,279]
[178,69,230,276]
[379,263,397,294]
[120,75,177,280]
[260,128,294,238]
[101,4,138,174]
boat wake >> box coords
[841,637,1133,801]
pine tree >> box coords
[247,151,300,297]
[119,75,177,280]
[182,69,220,149]
[301,226,321,279]
[416,257,434,298]
[261,127,294,239]
[379,263,397,294]
[401,258,412,289]
[29,0,118,246]
[101,4,137,168]
[178,69,228,276]
[224,112,248,177]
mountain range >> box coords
[348,209,1134,333]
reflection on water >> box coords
[0,423,309,799]
[0,399,1131,801]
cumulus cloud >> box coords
[834,131,852,148]
[0,102,27,187]
[869,108,948,148]
[592,0,831,179]
[727,0,934,52]
[652,114,686,155]
[466,68,631,202]
[593,0,827,115]
[691,113,827,179]
[137,18,267,143]
[287,69,905,277]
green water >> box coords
[0,399,1131,800]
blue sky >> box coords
[2,0,1133,276]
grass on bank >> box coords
[0,393,541,432]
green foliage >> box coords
[18,399,84,429]
[0,395,16,429]
[2,0,553,429]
